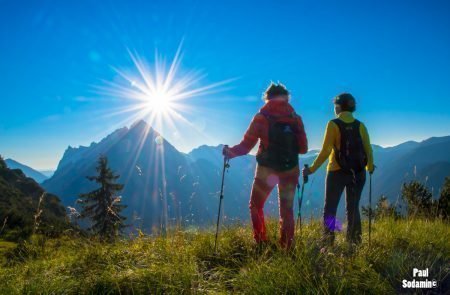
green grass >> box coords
[0,218,448,294]
[0,239,16,264]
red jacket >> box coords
[228,99,308,158]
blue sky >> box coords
[1,0,450,170]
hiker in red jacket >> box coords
[223,83,308,248]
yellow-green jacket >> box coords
[310,112,374,173]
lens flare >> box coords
[98,43,235,133]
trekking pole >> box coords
[296,164,309,233]
[214,156,230,252]
[368,173,372,247]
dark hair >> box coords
[263,82,290,101]
[333,93,356,112]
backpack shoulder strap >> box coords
[331,118,344,129]
[258,111,271,121]
[259,111,297,121]
[331,119,348,154]
[258,111,267,117]
[332,118,361,129]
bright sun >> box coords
[100,43,235,133]
[146,90,172,113]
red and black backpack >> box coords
[256,111,299,171]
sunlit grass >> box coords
[0,240,16,265]
[0,218,448,294]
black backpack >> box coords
[332,119,368,174]
[256,112,299,171]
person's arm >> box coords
[227,114,262,158]
[309,121,337,173]
[360,123,374,173]
[295,115,308,154]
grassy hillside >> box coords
[0,157,69,241]
[0,218,448,294]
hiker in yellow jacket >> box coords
[303,93,374,246]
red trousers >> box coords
[249,164,299,248]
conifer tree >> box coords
[401,180,432,217]
[78,156,126,240]
[0,155,6,169]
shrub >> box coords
[438,177,450,220]
[362,195,401,220]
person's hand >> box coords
[369,165,376,175]
[222,145,232,159]
[302,166,312,177]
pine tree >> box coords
[0,155,6,169]
[401,180,433,218]
[78,156,127,240]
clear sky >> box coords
[1,0,450,170]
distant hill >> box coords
[42,121,450,230]
[373,136,450,200]
[0,157,68,241]
[186,136,450,217]
[39,170,55,178]
[297,136,450,212]
[5,159,48,183]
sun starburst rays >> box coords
[99,46,234,135]
[94,45,236,177]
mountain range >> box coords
[5,159,49,183]
[39,120,450,232]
